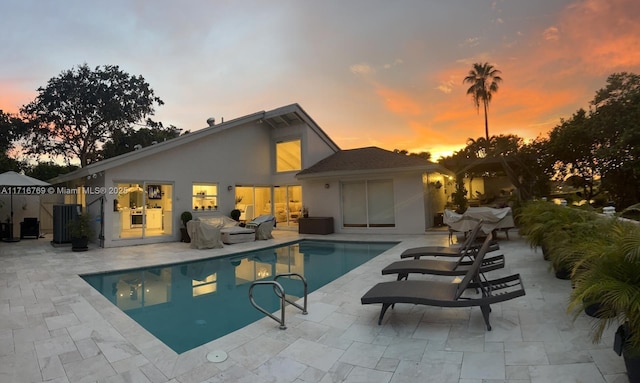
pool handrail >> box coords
[248,272,308,330]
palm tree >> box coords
[464,62,503,140]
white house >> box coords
[50,104,453,247]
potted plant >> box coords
[302,206,309,218]
[68,212,95,252]
[451,175,468,214]
[180,211,193,243]
[517,201,572,260]
[568,219,640,382]
[543,212,599,280]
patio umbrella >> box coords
[0,171,50,241]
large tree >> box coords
[463,62,503,140]
[546,109,600,201]
[20,63,164,167]
[589,72,640,208]
[544,72,640,208]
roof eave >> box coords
[264,104,340,152]
[297,164,453,180]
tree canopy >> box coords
[25,162,78,182]
[546,108,599,200]
[20,63,165,167]
[0,110,16,152]
[99,122,186,160]
[440,134,550,203]
[392,149,431,161]
[545,72,640,208]
[0,110,23,173]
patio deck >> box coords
[0,230,630,383]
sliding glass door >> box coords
[342,180,395,228]
[273,185,302,227]
[233,184,302,227]
[234,186,271,223]
[113,182,173,240]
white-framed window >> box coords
[192,183,218,212]
[276,139,301,172]
[342,180,395,227]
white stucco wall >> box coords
[301,172,428,235]
[99,122,272,247]
[302,125,339,169]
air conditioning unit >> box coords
[52,204,81,244]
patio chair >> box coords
[246,215,276,240]
[361,233,525,330]
[20,217,40,239]
[400,219,499,259]
[186,220,223,249]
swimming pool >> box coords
[81,240,397,353]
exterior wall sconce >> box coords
[324,183,330,189]
[227,185,233,191]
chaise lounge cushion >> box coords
[382,253,505,279]
[220,226,256,244]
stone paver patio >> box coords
[0,229,630,382]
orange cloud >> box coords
[374,85,423,116]
[543,27,560,41]
[555,0,640,74]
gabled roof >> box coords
[49,103,340,184]
[296,146,453,179]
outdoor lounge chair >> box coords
[381,252,505,280]
[400,219,499,259]
[220,226,256,244]
[361,233,525,330]
[383,219,505,280]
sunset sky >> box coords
[2,0,639,161]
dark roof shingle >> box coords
[297,146,447,177]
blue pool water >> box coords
[81,240,397,353]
